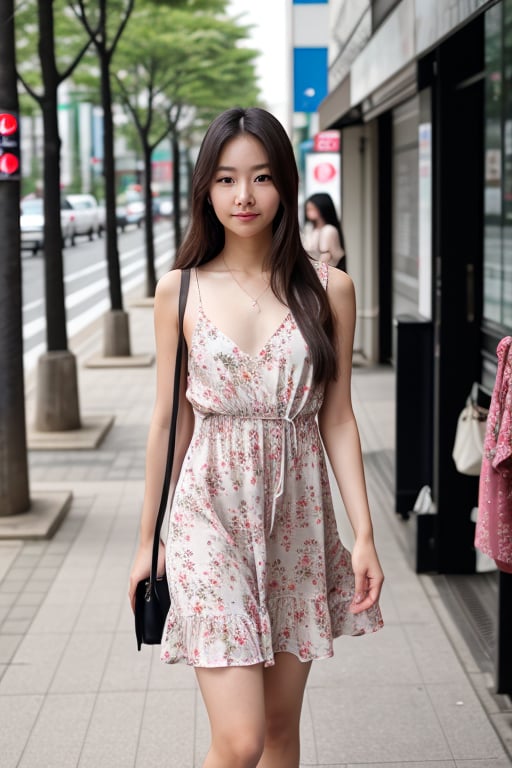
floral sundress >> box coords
[161,262,383,667]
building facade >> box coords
[319,0,512,693]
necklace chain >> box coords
[222,256,270,312]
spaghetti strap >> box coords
[194,268,203,306]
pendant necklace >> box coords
[223,256,270,312]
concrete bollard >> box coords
[103,310,132,357]
[35,350,81,432]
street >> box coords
[21,221,174,373]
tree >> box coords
[113,2,259,293]
[15,0,92,430]
[0,0,30,514]
[68,0,136,356]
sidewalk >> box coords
[0,302,511,767]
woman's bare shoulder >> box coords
[326,266,355,310]
[156,269,183,297]
[154,269,183,317]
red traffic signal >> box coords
[0,113,18,136]
[0,154,19,175]
[0,111,20,180]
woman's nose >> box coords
[235,183,254,206]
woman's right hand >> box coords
[128,540,166,613]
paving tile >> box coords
[300,690,318,765]
[30,600,81,634]
[50,632,112,694]
[135,690,196,767]
[194,690,210,768]
[0,633,69,694]
[0,591,16,607]
[426,682,511,761]
[0,543,22,581]
[8,604,39,622]
[0,694,44,768]
[147,650,198,691]
[455,760,512,767]
[18,693,95,768]
[16,592,45,607]
[78,691,146,768]
[0,634,23,663]
[346,763,456,768]
[8,566,35,581]
[309,683,452,764]
[404,621,470,685]
[309,625,421,688]
[101,631,151,692]
[74,601,121,634]
[1,618,33,634]
[0,578,26,594]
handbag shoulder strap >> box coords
[150,268,190,590]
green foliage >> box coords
[112,0,260,151]
[15,0,91,101]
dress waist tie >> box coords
[201,413,299,534]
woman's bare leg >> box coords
[257,652,312,768]
[196,664,266,768]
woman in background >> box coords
[303,192,346,270]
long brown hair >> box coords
[174,107,337,383]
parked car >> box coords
[116,189,145,230]
[153,194,173,219]
[20,197,75,255]
[63,193,101,241]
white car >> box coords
[64,193,102,241]
[20,197,75,255]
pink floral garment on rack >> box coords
[475,336,512,572]
[160,262,383,667]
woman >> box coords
[303,192,346,270]
[129,107,383,768]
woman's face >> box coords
[208,133,281,241]
[306,201,322,225]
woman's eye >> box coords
[255,174,272,182]
[216,177,234,184]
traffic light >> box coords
[0,112,20,180]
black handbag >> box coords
[135,268,190,651]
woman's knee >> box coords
[264,709,298,749]
[213,727,265,766]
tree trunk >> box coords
[100,51,123,311]
[143,142,156,297]
[39,0,67,352]
[172,133,182,250]
[35,0,80,430]
[0,0,30,514]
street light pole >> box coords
[0,0,30,515]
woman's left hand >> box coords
[349,538,384,614]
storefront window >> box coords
[503,0,512,325]
[483,0,512,327]
[484,3,503,324]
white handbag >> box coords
[452,398,488,476]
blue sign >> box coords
[293,48,328,113]
[293,0,327,4]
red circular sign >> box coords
[313,162,336,183]
[0,113,18,136]
[0,153,19,174]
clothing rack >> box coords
[474,379,511,695]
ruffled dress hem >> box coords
[160,594,383,668]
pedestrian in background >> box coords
[129,107,383,768]
[303,191,346,270]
